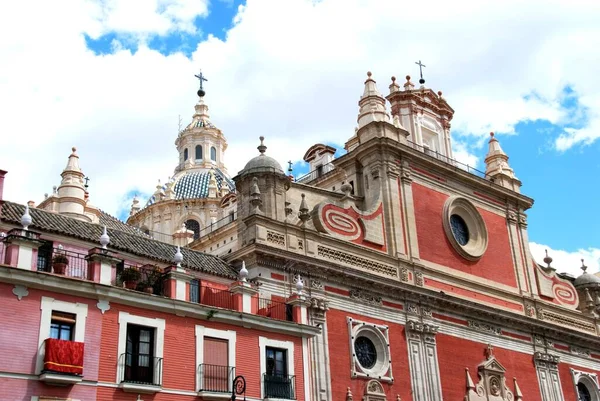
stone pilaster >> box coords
[405,320,442,401]
[308,297,331,401]
[399,160,420,260]
[86,247,121,285]
[229,281,258,313]
[3,228,43,270]
[505,208,530,296]
[164,265,194,301]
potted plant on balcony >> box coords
[51,254,69,275]
[138,266,162,294]
[119,266,141,290]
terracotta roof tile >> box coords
[0,201,237,279]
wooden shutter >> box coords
[204,337,228,366]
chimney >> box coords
[0,170,7,201]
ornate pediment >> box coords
[363,379,387,401]
[464,344,523,401]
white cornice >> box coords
[0,265,320,338]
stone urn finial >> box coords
[21,205,32,230]
[239,260,248,282]
[100,226,110,249]
[174,246,184,267]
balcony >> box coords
[264,374,296,400]
[198,364,235,399]
[39,338,84,385]
[257,297,294,322]
[190,283,235,310]
[38,247,89,280]
[119,352,163,394]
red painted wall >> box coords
[412,183,517,288]
[98,302,306,400]
[436,334,541,401]
[559,362,600,401]
[326,308,412,401]
[0,283,102,379]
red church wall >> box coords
[436,334,541,401]
[326,308,412,401]
[0,283,102,379]
[411,183,518,288]
[98,302,306,400]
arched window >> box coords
[578,382,592,401]
[195,145,203,160]
[184,148,189,161]
[185,219,200,240]
[210,146,217,162]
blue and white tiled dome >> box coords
[146,168,235,206]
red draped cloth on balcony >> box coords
[44,338,84,375]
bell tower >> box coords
[386,69,454,158]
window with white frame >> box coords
[36,297,88,374]
[347,317,393,382]
[571,369,600,401]
[195,325,236,393]
[259,337,295,400]
[117,312,165,387]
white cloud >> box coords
[530,242,600,278]
[1,0,600,223]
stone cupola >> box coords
[174,76,228,174]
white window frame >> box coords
[36,296,88,375]
[259,336,295,400]
[347,317,393,383]
[195,325,237,392]
[571,368,600,401]
[117,312,165,385]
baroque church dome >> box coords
[146,169,235,206]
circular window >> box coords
[450,214,469,245]
[354,336,377,369]
[442,196,488,261]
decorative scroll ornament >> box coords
[533,258,578,309]
[312,200,387,252]
[464,344,521,401]
[96,300,111,314]
[468,320,502,336]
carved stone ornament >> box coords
[406,320,439,335]
[468,320,502,336]
[534,351,560,367]
[464,346,520,401]
[310,278,323,290]
[400,267,409,282]
[385,162,400,179]
[12,285,29,301]
[309,297,329,320]
[349,288,382,306]
[570,345,591,358]
[506,209,517,223]
[414,272,424,286]
[518,213,527,226]
[363,380,387,401]
[407,303,419,315]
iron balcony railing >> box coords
[119,352,163,386]
[190,282,235,310]
[264,373,296,400]
[198,364,235,393]
[295,162,336,184]
[257,297,294,322]
[405,140,489,179]
[39,247,89,279]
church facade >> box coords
[0,70,599,401]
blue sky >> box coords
[0,0,599,275]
